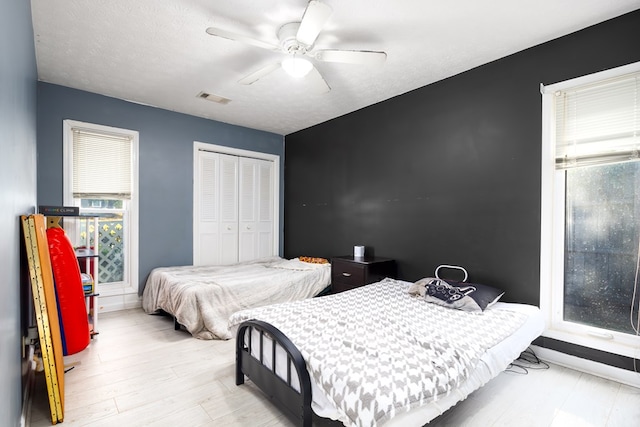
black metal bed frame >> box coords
[235,320,313,427]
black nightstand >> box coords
[331,255,396,293]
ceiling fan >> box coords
[205,0,387,93]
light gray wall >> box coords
[0,1,38,425]
[37,83,284,292]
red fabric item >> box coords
[47,227,90,355]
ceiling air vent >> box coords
[197,91,231,105]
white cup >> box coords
[354,245,365,258]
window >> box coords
[540,62,640,358]
[63,120,139,300]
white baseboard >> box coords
[97,293,142,313]
[21,344,35,427]
[531,345,640,389]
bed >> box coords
[228,269,545,427]
[142,256,331,339]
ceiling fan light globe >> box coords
[282,57,313,78]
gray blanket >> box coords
[143,257,330,339]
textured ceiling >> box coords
[31,0,640,135]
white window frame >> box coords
[540,61,640,359]
[63,120,139,299]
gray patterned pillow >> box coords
[410,278,504,313]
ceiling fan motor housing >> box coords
[278,22,310,55]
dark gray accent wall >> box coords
[37,83,284,292]
[1,1,38,425]
[284,10,640,308]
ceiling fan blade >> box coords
[238,62,281,85]
[296,1,333,46]
[314,49,387,65]
[306,65,331,94]
[206,27,280,51]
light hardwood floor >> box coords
[29,308,640,427]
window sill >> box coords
[542,327,640,360]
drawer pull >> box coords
[342,272,352,277]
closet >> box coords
[194,145,277,266]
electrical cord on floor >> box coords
[505,347,549,375]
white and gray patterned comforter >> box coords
[142,257,330,339]
[229,278,528,427]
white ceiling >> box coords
[30,0,640,135]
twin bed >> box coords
[229,273,544,426]
[143,259,543,426]
[142,256,331,339]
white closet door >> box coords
[256,160,275,257]
[194,152,239,265]
[194,151,219,265]
[194,144,276,266]
[219,154,239,264]
[238,157,274,261]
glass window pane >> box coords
[98,215,125,284]
[79,211,125,284]
[80,198,123,209]
[563,161,640,334]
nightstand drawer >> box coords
[330,255,396,294]
[331,262,364,287]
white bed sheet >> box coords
[241,288,544,426]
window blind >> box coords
[555,71,640,169]
[72,129,132,198]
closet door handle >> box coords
[226,226,232,231]
[246,225,252,230]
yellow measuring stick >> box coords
[22,215,64,424]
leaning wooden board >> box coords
[22,214,65,424]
